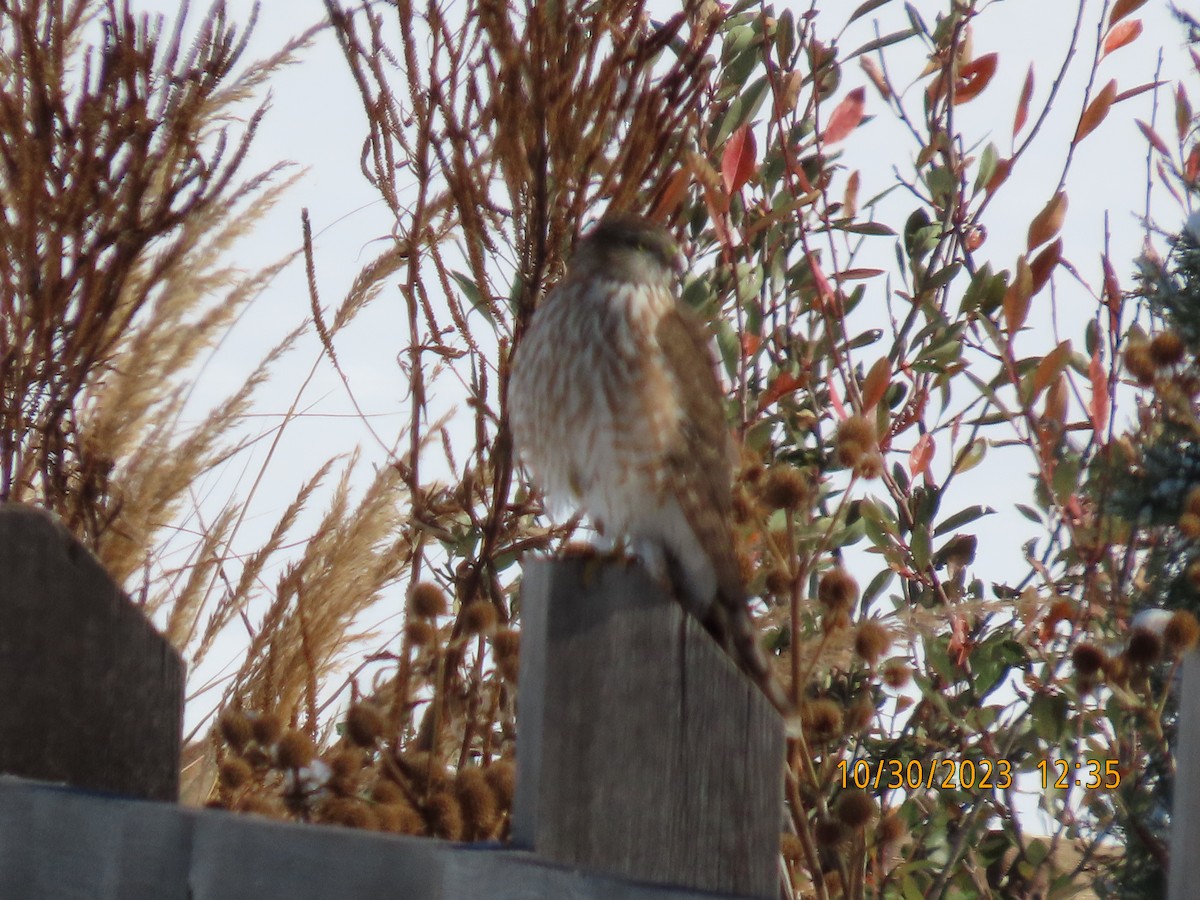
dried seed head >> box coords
[802,698,844,742]
[345,702,386,748]
[485,760,516,807]
[1124,342,1157,385]
[1165,610,1200,654]
[409,582,449,618]
[854,620,892,666]
[219,757,253,790]
[218,708,253,752]
[1149,331,1186,367]
[855,451,885,480]
[838,415,877,450]
[425,789,464,840]
[371,780,406,805]
[836,789,876,828]
[493,627,521,682]
[876,810,906,845]
[1071,642,1106,676]
[462,601,498,635]
[761,465,810,511]
[323,798,379,830]
[779,832,805,862]
[1104,653,1130,685]
[815,816,845,847]
[376,801,424,834]
[404,619,436,647]
[1127,630,1163,666]
[1180,512,1200,539]
[238,795,283,818]
[845,696,875,733]
[276,729,316,769]
[881,657,912,689]
[249,711,283,747]
[330,748,365,781]
[457,767,498,837]
[823,608,852,633]
[764,566,792,597]
[818,566,859,611]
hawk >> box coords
[508,214,789,715]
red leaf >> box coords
[1177,84,1193,143]
[1027,192,1068,251]
[955,53,998,104]
[910,432,935,478]
[823,87,866,144]
[1101,20,1142,59]
[1089,347,1110,434]
[1109,0,1147,26]
[1136,120,1171,156]
[1029,239,1062,295]
[1074,80,1117,145]
[741,332,761,358]
[1013,65,1034,138]
[828,375,847,420]
[985,157,1012,195]
[809,253,836,308]
[861,357,891,411]
[721,123,757,196]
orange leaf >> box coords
[823,87,866,144]
[955,53,997,104]
[862,357,891,411]
[860,57,891,100]
[1027,192,1068,251]
[1101,20,1142,59]
[809,253,836,308]
[1177,84,1193,143]
[721,123,757,196]
[1004,256,1034,334]
[1043,373,1068,427]
[1136,120,1171,156]
[741,332,762,358]
[1109,0,1147,27]
[1089,347,1110,433]
[1013,65,1034,138]
[1030,238,1062,294]
[649,168,691,222]
[1101,255,1122,332]
[1073,79,1117,145]
[755,372,803,413]
[835,267,885,282]
[1032,340,1072,397]
[1187,145,1200,183]
[985,157,1012,195]
[910,433,935,478]
[844,170,861,219]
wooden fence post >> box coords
[513,557,784,899]
[0,504,183,801]
[1169,649,1200,898]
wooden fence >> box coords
[0,504,783,899]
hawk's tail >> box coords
[706,590,798,731]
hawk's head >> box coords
[571,215,682,283]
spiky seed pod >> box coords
[462,600,498,635]
[322,798,379,830]
[1071,643,1106,676]
[345,702,386,747]
[836,789,876,829]
[881,657,912,689]
[249,711,283,747]
[493,627,521,682]
[425,789,464,840]
[822,608,852,633]
[731,484,756,524]
[218,708,253,752]
[764,566,792,597]
[1166,610,1200,654]
[838,415,876,451]
[457,767,498,837]
[818,566,859,612]
[855,451,885,480]
[1180,512,1200,539]
[409,581,449,618]
[802,698,844,742]
[1124,343,1157,385]
[1127,630,1163,666]
[219,756,253,790]
[404,619,436,647]
[276,729,316,769]
[779,832,805,862]
[1104,653,1130,686]
[1149,331,1186,367]
[761,465,810,511]
[399,751,450,789]
[371,780,407,805]
[238,795,283,818]
[845,696,875,733]
[484,760,516,808]
[876,810,906,845]
[814,816,845,847]
[329,748,365,794]
[376,802,425,834]
[854,620,892,665]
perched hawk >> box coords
[508,215,789,715]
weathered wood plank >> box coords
[513,558,784,900]
[0,776,734,899]
[1169,649,1200,899]
[0,504,183,801]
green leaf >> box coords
[846,27,919,60]
[935,503,995,536]
[848,0,895,25]
[950,438,987,475]
[839,221,897,236]
[452,270,494,327]
[910,523,931,570]
[974,142,999,192]
[713,75,770,146]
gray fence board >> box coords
[514,559,784,899]
[0,504,183,801]
[0,777,740,900]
